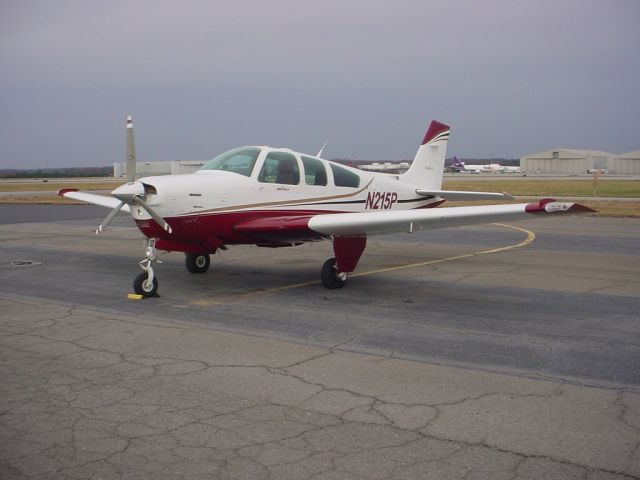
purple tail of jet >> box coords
[452,156,466,171]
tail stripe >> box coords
[399,120,450,189]
[421,120,450,145]
[427,131,450,144]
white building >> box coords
[358,162,410,173]
[520,149,613,174]
[609,150,640,174]
[113,160,206,178]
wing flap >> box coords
[234,215,324,243]
[308,200,594,237]
[58,189,131,212]
[416,189,514,201]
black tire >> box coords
[133,272,158,298]
[185,253,210,273]
[321,257,347,289]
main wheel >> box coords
[133,272,158,298]
[321,258,347,289]
[185,253,210,273]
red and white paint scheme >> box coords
[59,117,593,297]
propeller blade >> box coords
[132,196,173,234]
[126,116,136,183]
[96,201,126,235]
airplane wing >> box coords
[416,189,514,201]
[234,199,594,241]
[58,189,131,212]
[308,200,593,236]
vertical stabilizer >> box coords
[126,116,136,182]
[399,120,450,189]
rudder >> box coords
[399,120,450,189]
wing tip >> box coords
[525,198,597,214]
[57,188,79,197]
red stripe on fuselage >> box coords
[135,209,336,248]
[135,201,444,252]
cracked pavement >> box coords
[1,207,639,479]
[1,294,638,479]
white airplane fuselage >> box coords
[120,147,440,252]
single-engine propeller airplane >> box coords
[59,117,593,297]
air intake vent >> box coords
[142,183,157,195]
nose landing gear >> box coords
[133,238,161,297]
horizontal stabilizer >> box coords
[416,189,514,201]
[58,189,131,212]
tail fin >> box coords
[399,120,450,188]
[126,116,136,182]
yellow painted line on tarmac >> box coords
[352,223,535,278]
[191,279,320,306]
[190,223,535,306]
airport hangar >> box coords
[113,160,206,177]
[520,149,640,174]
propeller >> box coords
[96,201,126,234]
[126,115,136,183]
[96,116,172,235]
[131,196,172,234]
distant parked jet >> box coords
[452,156,520,174]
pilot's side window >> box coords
[258,152,300,185]
[301,156,327,186]
[330,164,361,188]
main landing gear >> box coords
[132,236,365,296]
[321,258,347,289]
[185,253,210,273]
[320,236,367,290]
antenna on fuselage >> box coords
[316,140,328,158]
[126,116,136,182]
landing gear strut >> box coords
[321,236,367,290]
[133,238,160,297]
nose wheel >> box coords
[134,272,158,297]
[133,238,161,298]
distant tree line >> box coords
[0,167,113,178]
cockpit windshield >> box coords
[199,147,261,177]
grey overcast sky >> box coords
[1,0,639,168]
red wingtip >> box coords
[57,188,79,197]
[422,120,450,145]
[525,199,596,214]
[566,203,597,214]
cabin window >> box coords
[302,156,327,186]
[258,151,300,185]
[199,147,260,177]
[330,164,360,188]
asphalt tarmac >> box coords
[1,204,639,478]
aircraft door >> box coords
[257,151,302,196]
